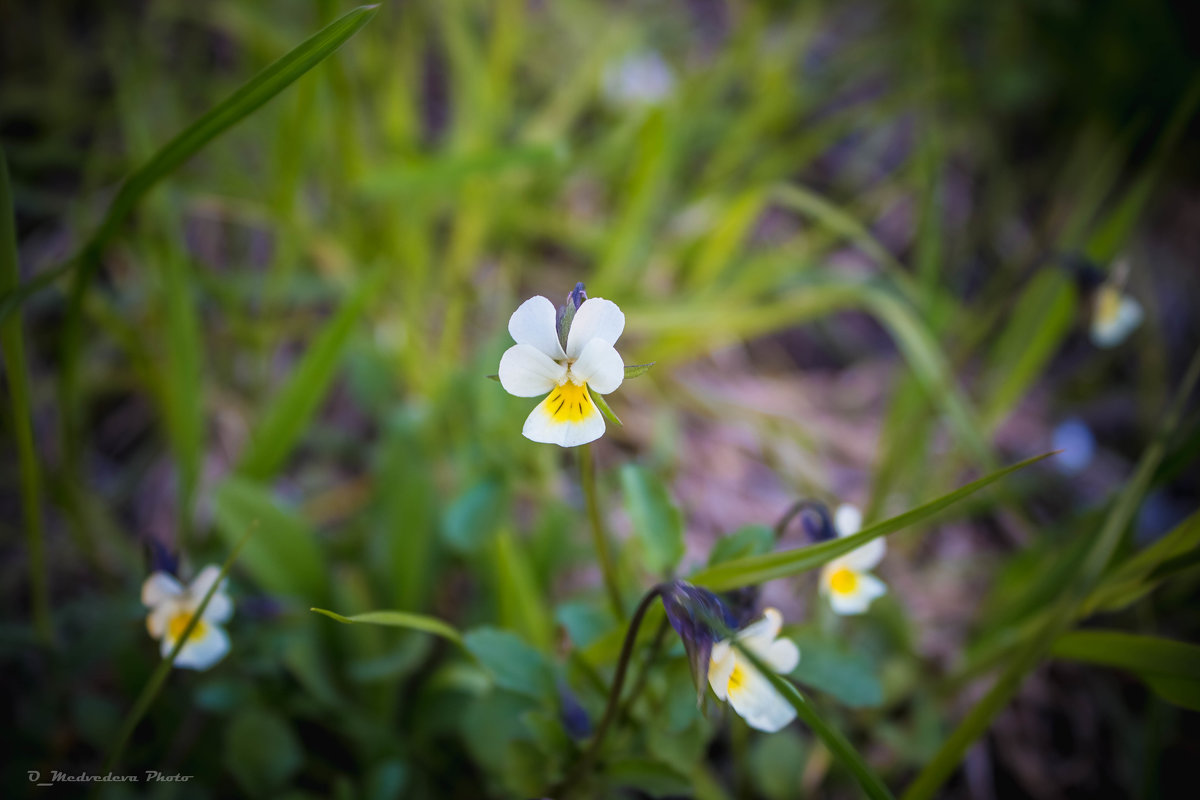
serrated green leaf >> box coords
[620,464,685,574]
[691,453,1054,591]
[310,608,463,645]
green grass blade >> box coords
[1083,509,1200,614]
[310,608,463,645]
[236,263,387,479]
[212,477,328,601]
[1051,631,1200,685]
[691,453,1054,591]
[734,642,894,800]
[494,529,554,651]
[103,523,256,772]
[0,4,379,323]
[902,349,1200,800]
[0,146,52,642]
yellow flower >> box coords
[819,504,887,615]
[498,294,626,447]
[707,608,800,732]
[141,566,232,670]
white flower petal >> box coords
[565,298,625,359]
[172,624,230,671]
[1090,288,1143,348]
[842,537,885,571]
[521,387,606,447]
[146,602,177,639]
[188,565,224,601]
[202,592,233,624]
[856,573,887,603]
[570,339,624,394]
[824,569,885,615]
[509,296,567,361]
[725,659,797,733]
[142,572,184,608]
[708,641,735,701]
[499,344,568,397]
[737,607,783,649]
[764,637,800,674]
[834,503,862,537]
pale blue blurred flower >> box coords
[1052,417,1096,474]
[602,51,675,107]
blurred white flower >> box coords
[819,504,887,615]
[1089,265,1143,348]
[142,565,232,670]
[707,608,800,732]
[498,294,625,447]
[602,51,675,107]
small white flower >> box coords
[1089,283,1143,348]
[498,294,626,447]
[707,608,801,733]
[819,504,887,615]
[142,565,233,670]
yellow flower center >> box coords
[728,663,746,694]
[167,611,207,643]
[1095,285,1121,326]
[545,380,594,424]
[829,567,858,595]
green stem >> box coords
[737,642,895,800]
[579,442,626,620]
[553,584,665,797]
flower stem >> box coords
[579,443,625,620]
[553,584,665,797]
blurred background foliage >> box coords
[2,0,1199,797]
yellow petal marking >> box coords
[1095,285,1121,326]
[167,611,208,643]
[829,566,859,596]
[544,381,594,424]
[728,663,747,696]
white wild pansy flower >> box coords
[142,565,233,670]
[1090,282,1143,348]
[498,294,625,447]
[819,504,887,615]
[708,608,801,733]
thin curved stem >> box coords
[552,584,666,797]
[773,499,833,542]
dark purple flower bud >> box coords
[800,503,836,542]
[661,581,736,702]
[556,282,589,349]
[557,680,592,740]
[147,538,178,576]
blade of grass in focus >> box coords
[0,146,52,642]
[310,608,464,645]
[691,453,1055,591]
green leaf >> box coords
[212,476,327,600]
[463,627,555,702]
[494,529,554,651]
[623,361,656,379]
[707,524,775,566]
[0,5,380,322]
[236,263,388,479]
[751,729,807,800]
[0,145,50,641]
[620,464,685,575]
[790,629,884,709]
[1051,631,1200,710]
[691,453,1054,591]
[588,385,623,427]
[442,479,508,555]
[224,708,303,796]
[734,642,894,800]
[310,608,463,645]
[1084,509,1200,614]
[981,270,1077,430]
[605,757,693,796]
